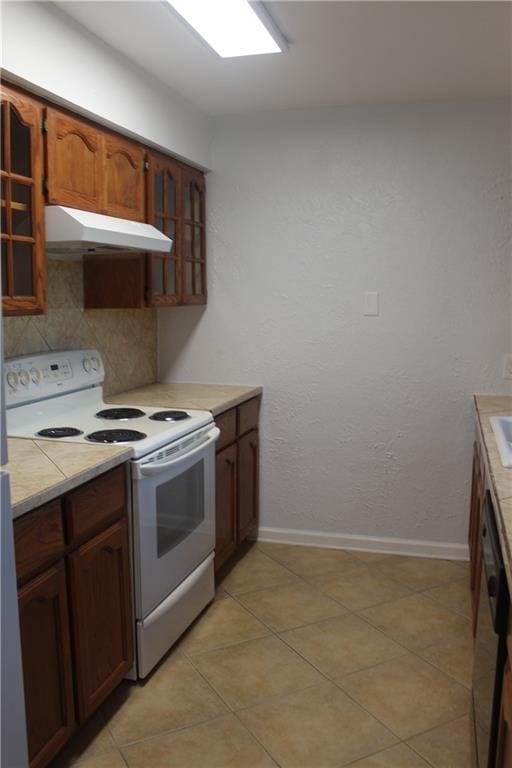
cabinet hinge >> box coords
[41,118,48,134]
[143,160,149,172]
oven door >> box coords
[132,425,219,619]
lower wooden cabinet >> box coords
[497,661,512,767]
[238,429,259,544]
[215,444,238,569]
[18,562,75,768]
[14,466,133,768]
[469,439,485,635]
[68,518,134,722]
[215,397,260,572]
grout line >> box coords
[84,545,471,766]
[117,748,131,768]
[418,587,473,621]
[228,588,348,635]
[113,712,230,751]
[412,646,474,691]
[404,711,472,764]
[229,709,284,768]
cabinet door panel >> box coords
[83,254,146,309]
[146,151,181,306]
[181,164,206,305]
[19,562,75,768]
[238,429,259,544]
[215,444,237,571]
[104,135,145,221]
[1,85,46,316]
[45,109,103,211]
[496,662,512,767]
[469,440,485,635]
[68,518,134,722]
[216,408,237,452]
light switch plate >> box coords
[364,291,379,316]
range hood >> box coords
[45,206,172,258]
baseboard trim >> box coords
[253,526,469,561]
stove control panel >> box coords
[4,349,105,407]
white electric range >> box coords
[5,349,219,678]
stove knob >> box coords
[6,371,18,390]
[19,370,30,387]
[30,368,41,384]
[83,358,92,373]
[91,356,100,372]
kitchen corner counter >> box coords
[106,382,263,416]
[474,394,512,580]
[7,438,132,519]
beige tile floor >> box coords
[53,543,473,768]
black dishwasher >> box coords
[472,491,509,768]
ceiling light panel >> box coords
[167,0,284,58]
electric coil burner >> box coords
[86,429,147,443]
[149,410,190,422]
[37,427,84,438]
[95,408,146,420]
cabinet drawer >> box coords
[64,466,126,544]
[215,408,237,451]
[14,500,65,583]
[237,397,260,436]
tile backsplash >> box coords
[3,260,157,396]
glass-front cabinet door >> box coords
[181,165,206,305]
[146,151,181,306]
[1,85,46,315]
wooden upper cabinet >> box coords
[181,164,206,305]
[104,134,145,222]
[83,155,207,309]
[146,151,181,306]
[1,84,46,316]
[45,109,103,212]
[45,107,145,221]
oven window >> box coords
[156,460,205,558]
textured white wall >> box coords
[159,100,512,548]
[0,1,210,168]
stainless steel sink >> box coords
[490,416,512,468]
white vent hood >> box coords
[45,206,172,258]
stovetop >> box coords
[5,350,213,459]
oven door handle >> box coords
[137,427,220,477]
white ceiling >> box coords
[56,1,511,115]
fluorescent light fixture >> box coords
[167,0,285,58]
